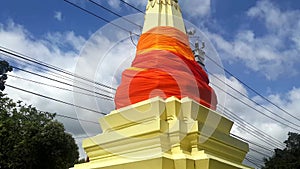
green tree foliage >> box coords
[0,60,13,91]
[0,92,79,169]
[263,132,300,169]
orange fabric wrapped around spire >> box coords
[115,26,217,110]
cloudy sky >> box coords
[1,0,300,168]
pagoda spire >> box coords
[142,0,186,33]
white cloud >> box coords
[108,0,121,9]
[180,0,211,18]
[0,20,99,157]
[54,11,63,21]
[208,0,300,80]
[107,0,211,18]
[213,74,299,142]
[1,2,299,164]
[0,18,140,158]
[210,74,300,165]
[121,0,147,8]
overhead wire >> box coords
[5,84,107,116]
[245,157,262,169]
[64,0,140,37]
[222,106,284,147]
[225,110,283,149]
[56,114,99,125]
[9,72,280,157]
[87,0,142,29]
[118,0,299,130]
[0,48,115,96]
[209,80,300,132]
[4,1,287,165]
[0,46,116,93]
[7,74,110,101]
[119,0,145,14]
[221,105,284,147]
[12,66,114,101]
[230,133,274,153]
[0,46,114,100]
[113,1,288,158]
[249,147,271,158]
[91,0,284,167]
[205,54,300,122]
[207,70,300,129]
[9,69,277,158]
[246,154,265,165]
[73,135,90,139]
[226,111,281,150]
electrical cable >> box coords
[220,105,283,148]
[231,133,274,153]
[5,84,107,115]
[7,74,111,101]
[225,110,283,150]
[224,108,281,149]
[208,71,300,129]
[119,0,145,14]
[87,0,142,29]
[209,82,300,132]
[2,0,288,161]
[9,73,277,157]
[205,54,300,122]
[0,46,116,92]
[0,53,115,98]
[117,0,299,130]
[56,114,99,125]
[247,154,265,165]
[64,0,140,37]
[130,31,138,46]
[245,157,262,169]
[220,105,284,147]
[73,135,90,139]
[12,66,114,101]
[249,147,271,158]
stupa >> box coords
[74,0,253,169]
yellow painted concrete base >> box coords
[74,97,253,169]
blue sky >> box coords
[1,0,300,168]
[1,0,299,94]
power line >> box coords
[225,108,283,149]
[8,74,111,101]
[247,154,265,168]
[56,114,99,125]
[210,82,300,132]
[73,135,90,139]
[249,147,271,158]
[1,0,290,161]
[119,0,145,14]
[221,105,284,147]
[6,84,107,116]
[64,0,140,36]
[12,66,114,101]
[231,133,274,153]
[2,44,286,158]
[87,0,142,29]
[208,71,300,128]
[205,54,300,122]
[247,154,265,165]
[245,156,262,169]
[66,0,299,131]
[0,52,115,99]
[7,76,274,165]
[224,110,283,149]
[0,46,116,93]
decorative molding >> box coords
[146,0,180,11]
